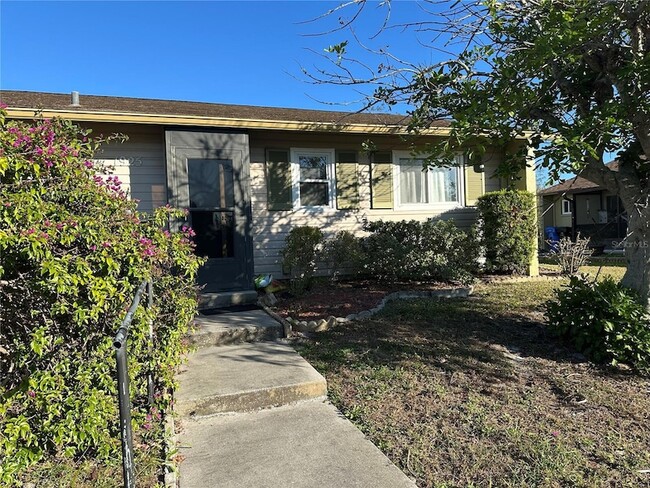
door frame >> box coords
[164,129,254,292]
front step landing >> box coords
[199,290,258,310]
[176,341,327,417]
[190,309,283,347]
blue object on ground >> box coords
[545,226,560,252]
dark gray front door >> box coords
[166,130,253,293]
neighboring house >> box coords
[2,90,537,304]
[538,161,626,249]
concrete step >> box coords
[177,400,417,488]
[199,290,258,310]
[190,309,283,348]
[176,341,327,417]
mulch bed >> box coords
[269,279,456,321]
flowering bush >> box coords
[0,110,203,484]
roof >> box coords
[538,161,619,196]
[0,90,451,135]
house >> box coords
[1,90,537,305]
[538,161,626,250]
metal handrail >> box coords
[113,279,153,488]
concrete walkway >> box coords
[175,309,417,488]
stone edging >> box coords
[271,287,473,334]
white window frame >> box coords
[561,198,572,215]
[392,151,464,210]
[290,148,336,209]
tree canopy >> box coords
[306,0,649,307]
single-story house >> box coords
[1,90,537,305]
[538,161,626,250]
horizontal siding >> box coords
[249,153,482,277]
[92,128,166,213]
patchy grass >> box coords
[297,267,650,487]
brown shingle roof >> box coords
[538,161,619,196]
[0,90,450,129]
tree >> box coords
[306,0,650,310]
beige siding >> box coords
[250,140,504,276]
[90,124,166,213]
[554,197,573,228]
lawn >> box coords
[297,266,650,487]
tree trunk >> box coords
[620,203,650,312]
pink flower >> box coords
[27,390,36,398]
[101,242,112,248]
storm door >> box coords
[166,131,253,293]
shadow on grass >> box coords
[299,294,631,385]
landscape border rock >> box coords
[277,287,473,334]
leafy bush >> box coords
[322,230,365,280]
[477,190,537,274]
[361,219,479,284]
[281,226,324,293]
[546,275,650,373]
[551,233,593,275]
[0,112,202,484]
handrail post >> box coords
[115,339,135,488]
[113,280,147,488]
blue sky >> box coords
[1,1,442,112]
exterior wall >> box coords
[553,197,572,228]
[81,122,525,279]
[248,130,505,276]
[89,123,167,213]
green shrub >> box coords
[281,226,324,293]
[322,230,365,280]
[361,219,479,284]
[546,275,650,373]
[0,112,202,484]
[477,190,537,274]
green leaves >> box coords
[546,274,650,373]
[476,190,537,274]
[0,111,202,485]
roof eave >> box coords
[6,107,454,136]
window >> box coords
[561,199,572,215]
[290,149,335,208]
[393,152,462,208]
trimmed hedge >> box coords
[477,190,537,274]
[281,226,324,293]
[361,219,479,284]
